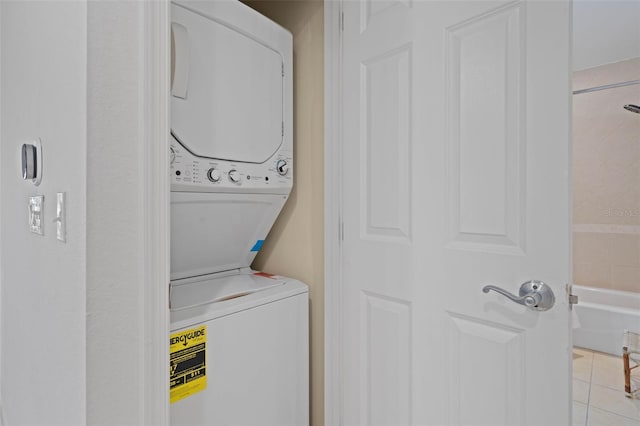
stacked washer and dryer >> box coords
[169,1,309,425]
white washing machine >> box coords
[169,1,308,425]
[170,272,308,426]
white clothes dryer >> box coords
[170,0,293,281]
[168,1,307,425]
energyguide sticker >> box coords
[170,326,206,404]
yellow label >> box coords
[170,326,206,404]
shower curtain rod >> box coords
[573,79,640,95]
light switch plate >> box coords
[56,192,66,242]
[28,195,44,235]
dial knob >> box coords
[170,147,176,165]
[207,168,221,182]
[276,159,289,176]
[228,169,240,183]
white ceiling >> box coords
[573,0,640,71]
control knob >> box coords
[276,159,289,176]
[228,169,240,183]
[207,168,221,182]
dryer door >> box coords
[170,192,288,280]
[171,3,284,164]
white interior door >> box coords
[339,1,572,425]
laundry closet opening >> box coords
[168,1,324,426]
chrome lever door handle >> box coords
[482,280,555,311]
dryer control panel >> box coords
[170,138,292,194]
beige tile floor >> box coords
[573,347,640,426]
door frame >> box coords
[141,0,171,424]
[324,1,343,424]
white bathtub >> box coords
[573,285,640,356]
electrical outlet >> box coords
[28,195,44,235]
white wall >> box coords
[0,1,88,424]
[573,0,640,70]
[1,2,168,425]
[86,2,146,424]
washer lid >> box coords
[171,3,284,164]
[170,191,288,281]
[171,272,286,311]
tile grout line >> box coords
[586,350,594,426]
[589,404,640,424]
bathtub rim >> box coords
[572,284,640,311]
